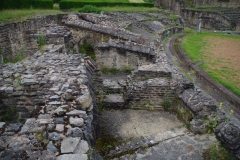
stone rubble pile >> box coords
[0,44,100,159]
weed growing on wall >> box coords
[4,49,26,63]
[0,107,17,122]
[37,30,46,47]
[80,41,96,60]
[207,102,234,133]
[126,24,132,31]
[203,141,234,160]
[162,99,171,111]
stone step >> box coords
[102,94,126,108]
[103,79,122,94]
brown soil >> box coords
[203,37,240,88]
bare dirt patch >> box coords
[100,109,183,139]
[203,37,240,88]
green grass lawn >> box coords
[0,8,62,22]
[181,32,240,97]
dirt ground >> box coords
[203,37,240,88]
[100,109,183,139]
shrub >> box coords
[32,0,53,9]
[78,5,102,14]
[0,0,53,10]
[80,41,96,60]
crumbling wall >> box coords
[0,15,61,59]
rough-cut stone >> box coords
[215,121,240,152]
[60,137,80,153]
[21,79,38,85]
[0,122,5,129]
[48,132,62,141]
[6,123,23,132]
[8,142,23,149]
[66,110,86,116]
[74,140,89,154]
[55,124,64,132]
[57,154,88,160]
[69,117,84,127]
[54,105,67,116]
[66,127,83,138]
[76,89,92,109]
[47,141,58,153]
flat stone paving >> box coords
[119,133,216,160]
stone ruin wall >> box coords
[0,15,61,59]
[193,0,240,8]
[154,0,233,30]
[94,39,156,70]
[155,0,240,8]
[0,13,240,159]
[237,21,240,31]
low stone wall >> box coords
[94,39,156,69]
[173,35,240,108]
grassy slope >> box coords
[181,32,240,97]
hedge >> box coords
[0,0,53,10]
[59,1,154,9]
[32,0,53,9]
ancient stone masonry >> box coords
[0,44,101,159]
[0,11,240,159]
[154,0,239,30]
[62,14,149,45]
[94,39,156,69]
[0,15,62,59]
[155,0,240,9]
[192,0,240,8]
